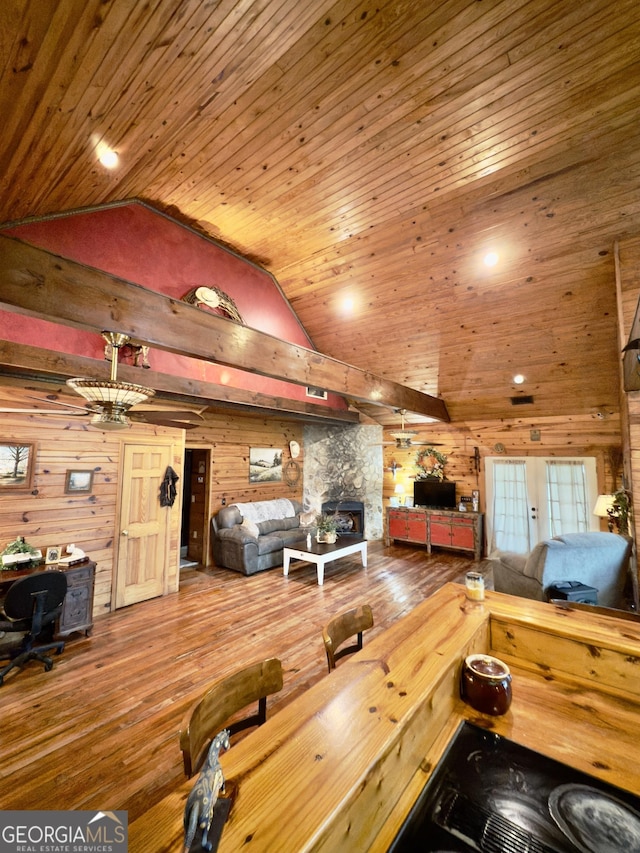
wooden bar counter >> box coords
[130,584,640,852]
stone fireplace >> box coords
[303,423,383,540]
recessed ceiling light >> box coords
[484,251,499,267]
[99,148,119,169]
[339,295,356,314]
[513,374,525,384]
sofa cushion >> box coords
[257,518,285,535]
[521,541,554,579]
[217,505,243,529]
[257,535,284,555]
[495,551,529,574]
[257,515,299,534]
[241,518,260,538]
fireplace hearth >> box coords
[321,500,364,537]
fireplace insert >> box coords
[388,721,640,852]
[321,500,364,537]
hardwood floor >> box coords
[0,542,477,822]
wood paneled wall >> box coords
[0,381,303,616]
[0,377,628,614]
[183,409,304,520]
[616,234,640,585]
[382,415,622,521]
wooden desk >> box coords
[130,584,640,852]
[0,560,95,636]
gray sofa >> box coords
[490,531,632,608]
[211,498,311,575]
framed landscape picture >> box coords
[249,448,283,483]
[0,441,35,490]
[65,469,94,494]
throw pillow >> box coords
[241,518,260,538]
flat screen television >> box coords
[414,479,456,509]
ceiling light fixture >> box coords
[389,409,418,448]
[483,251,499,267]
[67,332,155,430]
[98,148,119,169]
[513,374,525,384]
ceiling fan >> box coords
[0,332,205,431]
[374,410,443,449]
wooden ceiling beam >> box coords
[0,235,449,421]
[0,341,361,425]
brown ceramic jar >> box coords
[461,654,512,716]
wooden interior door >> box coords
[185,448,210,563]
[115,442,173,608]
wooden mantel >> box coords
[129,584,640,852]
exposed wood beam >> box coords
[0,341,360,425]
[0,235,450,421]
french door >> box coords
[484,457,598,555]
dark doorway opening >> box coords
[181,447,211,567]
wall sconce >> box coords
[386,459,403,479]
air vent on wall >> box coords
[510,395,534,405]
[306,386,328,400]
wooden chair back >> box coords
[179,657,283,777]
[322,604,373,672]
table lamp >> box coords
[593,494,614,531]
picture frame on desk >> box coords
[0,441,36,491]
[65,469,94,494]
[45,546,62,564]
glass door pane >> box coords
[485,456,598,554]
[485,458,535,554]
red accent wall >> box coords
[1,201,346,409]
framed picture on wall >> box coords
[249,448,283,483]
[0,441,36,490]
[65,469,94,494]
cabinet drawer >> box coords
[66,565,93,584]
[452,515,474,526]
[388,510,406,522]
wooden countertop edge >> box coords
[130,584,640,853]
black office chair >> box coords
[0,570,68,686]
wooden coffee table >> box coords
[283,536,367,585]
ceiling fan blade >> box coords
[0,407,88,416]
[128,412,199,428]
[26,395,91,412]
[132,410,204,425]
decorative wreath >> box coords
[284,459,301,488]
[414,446,448,480]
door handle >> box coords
[121,529,129,536]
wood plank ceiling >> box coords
[1,0,640,426]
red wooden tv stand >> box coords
[386,507,484,560]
